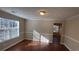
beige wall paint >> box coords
[0,10,25,50]
[25,19,64,43]
[64,15,79,51]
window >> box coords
[0,17,19,43]
[53,25,59,32]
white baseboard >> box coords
[24,38,40,41]
[25,38,52,43]
[64,43,71,51]
[24,38,33,40]
[2,39,24,51]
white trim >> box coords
[24,38,33,40]
[49,41,52,43]
[25,32,33,34]
[32,39,40,41]
[25,32,53,35]
[24,38,52,43]
[64,35,79,51]
[66,14,79,20]
[24,38,40,41]
[41,33,53,35]
[64,43,71,51]
[64,35,79,44]
[1,39,24,51]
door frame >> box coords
[52,23,62,44]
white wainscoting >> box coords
[64,35,79,51]
[25,32,53,43]
[1,39,24,51]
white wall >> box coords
[0,10,25,50]
[64,15,79,51]
[25,19,64,43]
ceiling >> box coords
[0,7,79,20]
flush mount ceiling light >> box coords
[39,10,47,15]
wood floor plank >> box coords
[6,40,69,51]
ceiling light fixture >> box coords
[39,11,46,15]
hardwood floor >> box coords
[6,40,69,51]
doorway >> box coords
[53,23,62,44]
